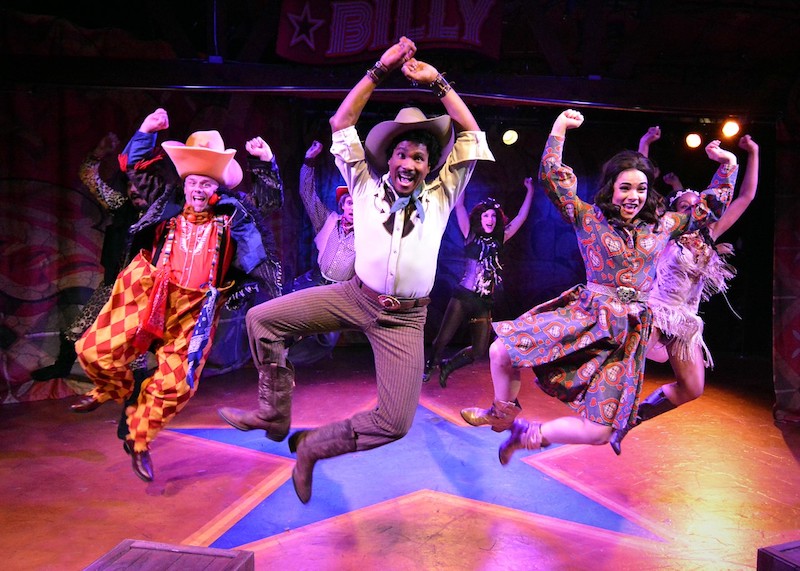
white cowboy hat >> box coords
[162,130,243,189]
[364,107,454,173]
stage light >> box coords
[722,120,740,138]
[685,133,702,148]
[502,129,518,145]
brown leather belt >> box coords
[356,277,431,311]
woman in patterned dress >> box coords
[423,178,534,387]
[460,109,738,463]
[609,134,759,454]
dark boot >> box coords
[287,419,357,504]
[124,440,154,482]
[460,399,521,432]
[439,347,474,388]
[218,362,295,442]
[609,387,677,456]
[499,419,545,465]
[31,333,77,381]
[422,358,439,383]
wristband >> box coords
[366,60,389,85]
[429,73,452,98]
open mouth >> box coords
[621,202,640,215]
[397,171,416,186]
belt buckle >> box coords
[377,294,401,310]
[616,286,637,303]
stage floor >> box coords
[2,347,798,570]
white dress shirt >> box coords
[331,125,494,298]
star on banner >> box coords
[287,2,325,51]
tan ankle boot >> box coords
[460,399,521,432]
[499,419,543,465]
[218,363,295,442]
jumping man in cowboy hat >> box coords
[71,109,284,482]
[218,36,494,503]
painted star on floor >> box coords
[170,405,662,549]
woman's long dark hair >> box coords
[469,198,507,244]
[594,150,664,230]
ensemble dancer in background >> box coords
[218,36,494,503]
[423,177,534,387]
[287,140,355,365]
[31,126,165,382]
[460,109,737,464]
[636,126,686,196]
[609,133,759,454]
[72,115,283,482]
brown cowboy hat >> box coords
[364,107,454,174]
[162,130,243,189]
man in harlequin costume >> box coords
[71,123,283,483]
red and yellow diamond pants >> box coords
[76,252,219,453]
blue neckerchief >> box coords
[388,186,425,223]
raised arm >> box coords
[121,108,169,165]
[637,126,661,158]
[673,139,738,236]
[699,139,737,221]
[329,37,416,133]
[710,135,759,240]
[503,177,535,242]
[245,136,283,214]
[454,188,469,238]
[539,109,585,221]
[402,59,479,132]
[298,140,331,233]
[662,172,684,192]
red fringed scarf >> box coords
[132,219,178,352]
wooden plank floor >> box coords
[2,346,798,570]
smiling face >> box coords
[387,140,431,196]
[612,168,649,222]
[673,192,701,214]
[183,174,219,212]
[480,209,497,234]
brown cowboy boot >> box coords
[218,362,295,442]
[460,399,521,432]
[609,387,677,456]
[499,419,544,465]
[288,419,357,504]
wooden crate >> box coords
[758,540,800,571]
[84,539,254,570]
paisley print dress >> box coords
[493,135,737,428]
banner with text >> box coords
[277,0,503,64]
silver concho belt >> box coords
[585,281,649,303]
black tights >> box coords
[429,294,492,363]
